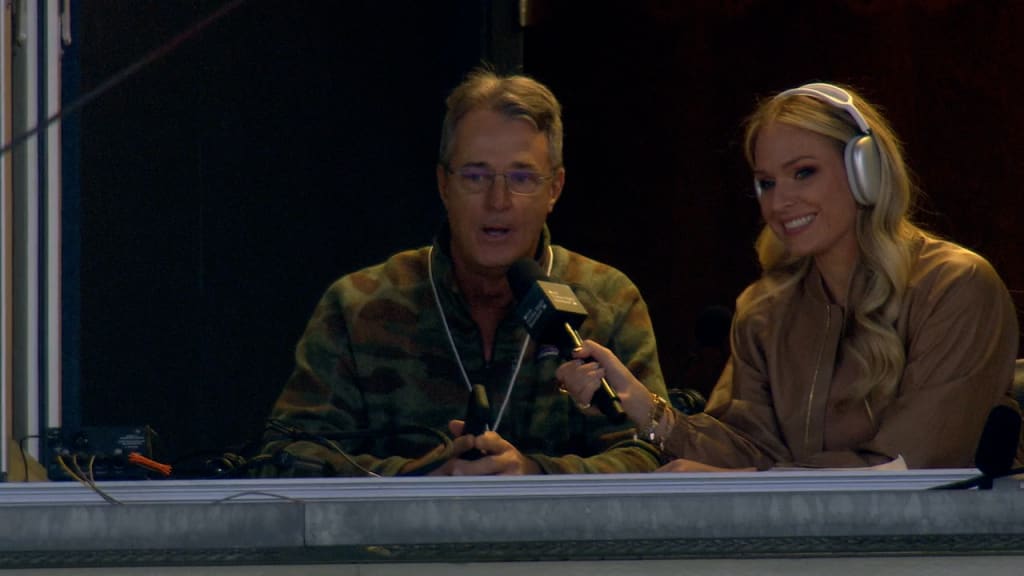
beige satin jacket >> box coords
[665,235,1020,469]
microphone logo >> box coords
[507,258,626,424]
[535,344,561,360]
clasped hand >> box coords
[407,420,541,476]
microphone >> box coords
[460,384,492,461]
[507,259,626,424]
[932,404,1022,490]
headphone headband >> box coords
[760,82,882,206]
[775,83,871,134]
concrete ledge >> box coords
[1,471,1022,568]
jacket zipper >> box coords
[805,304,832,449]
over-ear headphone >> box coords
[758,82,882,206]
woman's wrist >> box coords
[657,401,676,443]
[618,384,653,425]
[635,392,674,450]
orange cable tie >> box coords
[127,452,172,477]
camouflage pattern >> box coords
[258,225,667,476]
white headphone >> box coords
[756,82,882,206]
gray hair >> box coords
[439,68,563,169]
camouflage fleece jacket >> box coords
[258,225,667,476]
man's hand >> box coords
[442,420,541,476]
[398,429,476,476]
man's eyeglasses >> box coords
[447,166,555,196]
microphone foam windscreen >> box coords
[507,258,546,301]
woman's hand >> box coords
[554,339,654,426]
[553,357,605,416]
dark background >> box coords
[66,0,1024,463]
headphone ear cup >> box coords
[844,134,882,206]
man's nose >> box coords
[484,175,514,209]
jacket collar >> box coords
[430,218,557,295]
[430,220,553,294]
[804,260,869,311]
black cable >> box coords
[163,420,456,479]
[264,420,380,477]
[17,434,41,481]
[262,419,455,478]
[59,454,121,504]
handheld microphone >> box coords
[507,259,626,424]
[461,384,492,461]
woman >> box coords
[558,82,1020,470]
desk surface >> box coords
[2,470,1023,570]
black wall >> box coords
[71,0,521,460]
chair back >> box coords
[1016,359,1024,406]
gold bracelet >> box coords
[639,393,669,449]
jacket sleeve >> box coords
[256,285,424,477]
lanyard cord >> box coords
[427,245,553,430]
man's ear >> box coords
[547,167,566,213]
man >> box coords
[258,69,667,476]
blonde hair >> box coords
[742,83,928,404]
